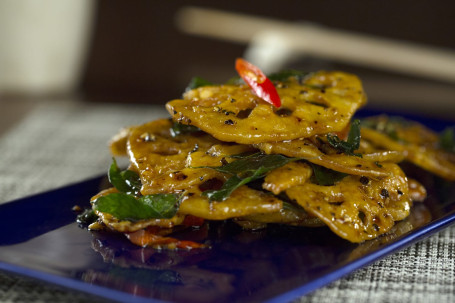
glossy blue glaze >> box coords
[0,111,454,303]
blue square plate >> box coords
[1,110,454,303]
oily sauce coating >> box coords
[166,71,366,144]
[263,162,313,195]
[178,186,283,220]
[120,119,283,222]
[286,163,411,242]
[126,119,222,194]
[257,137,390,179]
[361,116,455,181]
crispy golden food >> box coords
[82,60,454,250]
[166,71,366,144]
[103,119,283,230]
[125,119,245,195]
[361,116,455,181]
[178,186,283,220]
[286,163,411,242]
[263,162,312,195]
[90,188,187,232]
[126,121,283,220]
[256,137,391,179]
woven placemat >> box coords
[0,100,454,303]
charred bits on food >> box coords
[172,171,188,181]
[359,176,369,185]
[380,189,390,199]
[275,108,293,117]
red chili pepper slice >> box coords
[235,58,281,108]
[126,227,207,249]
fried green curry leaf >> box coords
[201,153,298,177]
[185,77,213,91]
[200,153,298,201]
[108,158,142,196]
[327,119,362,157]
[440,127,455,153]
[310,163,347,186]
[93,193,180,221]
[170,122,201,137]
[203,170,270,202]
[203,175,245,202]
[225,76,243,85]
[282,200,307,213]
[76,209,98,225]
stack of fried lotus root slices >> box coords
[98,71,452,245]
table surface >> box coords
[1,98,455,303]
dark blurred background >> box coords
[80,0,455,112]
[1,0,454,119]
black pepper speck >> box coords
[359,176,369,185]
[380,189,389,199]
